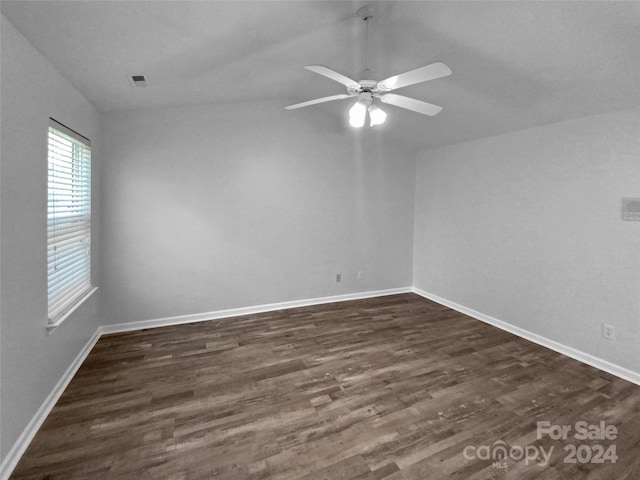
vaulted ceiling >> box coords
[2,1,639,151]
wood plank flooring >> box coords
[10,293,640,479]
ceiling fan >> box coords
[285,6,451,127]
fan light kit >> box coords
[285,5,451,128]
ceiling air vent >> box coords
[129,75,148,88]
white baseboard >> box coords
[100,287,413,335]
[411,287,640,386]
[4,285,638,479]
[0,329,102,480]
[1,287,411,479]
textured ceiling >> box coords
[2,0,640,151]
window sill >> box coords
[47,287,98,335]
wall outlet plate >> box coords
[602,323,615,340]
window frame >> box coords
[47,118,95,329]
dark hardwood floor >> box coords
[10,293,640,479]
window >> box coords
[47,119,92,325]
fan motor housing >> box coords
[349,80,377,96]
[359,80,377,89]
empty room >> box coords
[1,1,639,479]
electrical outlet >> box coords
[336,273,342,283]
[602,323,615,340]
[357,271,364,280]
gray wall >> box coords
[413,107,640,372]
[2,8,639,474]
[0,16,103,459]
[101,103,416,325]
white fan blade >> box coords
[378,93,443,116]
[285,94,353,110]
[304,65,360,89]
[376,62,451,92]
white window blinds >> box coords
[47,119,92,324]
